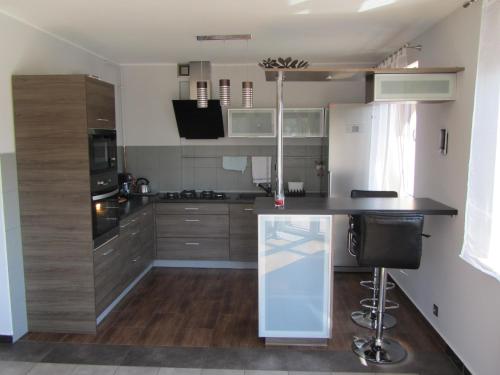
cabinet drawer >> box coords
[156,203,228,215]
[157,238,229,260]
[86,78,115,129]
[156,214,229,238]
[229,204,256,216]
[230,215,257,236]
[230,236,258,262]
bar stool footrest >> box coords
[360,280,395,291]
[360,298,399,310]
[351,310,397,330]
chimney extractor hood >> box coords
[172,100,224,139]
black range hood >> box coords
[172,100,224,139]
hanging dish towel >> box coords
[222,156,247,173]
[252,156,272,184]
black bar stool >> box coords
[352,213,424,364]
[348,190,398,330]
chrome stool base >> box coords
[352,336,407,364]
[351,310,396,330]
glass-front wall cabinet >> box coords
[258,214,332,339]
[283,108,325,137]
[228,108,276,137]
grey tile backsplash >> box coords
[122,145,328,193]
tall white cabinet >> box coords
[258,214,333,340]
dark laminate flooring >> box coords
[6,268,460,374]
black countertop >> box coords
[253,197,458,216]
[119,196,155,219]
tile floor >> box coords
[0,361,420,375]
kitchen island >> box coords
[254,196,457,345]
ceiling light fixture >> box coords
[219,79,231,107]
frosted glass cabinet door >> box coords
[228,109,276,137]
[283,108,325,137]
[258,214,332,339]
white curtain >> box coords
[368,49,417,196]
[461,0,500,282]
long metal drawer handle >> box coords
[184,219,200,222]
[132,255,141,262]
[185,242,200,246]
[244,208,254,211]
[131,230,140,236]
[184,207,199,210]
[96,118,110,122]
[120,218,137,229]
[102,248,116,256]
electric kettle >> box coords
[136,177,151,194]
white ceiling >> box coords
[0,0,462,65]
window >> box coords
[368,55,417,197]
[461,0,500,281]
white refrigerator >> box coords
[328,103,373,267]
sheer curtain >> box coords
[368,48,417,197]
[461,0,500,282]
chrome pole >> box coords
[275,71,285,208]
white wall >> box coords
[120,64,366,146]
[0,11,121,339]
[391,3,500,374]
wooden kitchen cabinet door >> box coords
[86,77,115,129]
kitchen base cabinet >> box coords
[230,204,258,261]
[157,238,229,260]
[94,205,154,318]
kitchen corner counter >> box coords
[253,196,458,216]
[119,195,155,219]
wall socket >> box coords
[433,304,439,317]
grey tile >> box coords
[290,372,332,375]
[0,361,34,375]
[181,146,196,157]
[115,366,160,375]
[283,146,307,157]
[304,169,321,192]
[40,344,130,366]
[158,368,201,375]
[202,370,243,375]
[202,348,287,371]
[158,169,182,191]
[0,342,55,362]
[244,371,287,375]
[122,347,205,368]
[194,146,218,157]
[217,146,240,156]
[194,157,218,168]
[283,157,305,168]
[283,168,305,184]
[72,364,118,375]
[0,153,19,193]
[27,363,77,375]
[306,145,322,158]
[182,166,195,190]
[194,168,217,190]
[216,168,241,191]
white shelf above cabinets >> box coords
[367,73,457,102]
[228,108,276,138]
[284,108,325,138]
[228,108,326,138]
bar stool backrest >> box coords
[358,214,424,269]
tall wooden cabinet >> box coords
[12,75,118,333]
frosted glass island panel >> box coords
[258,214,333,339]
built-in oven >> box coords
[88,129,117,175]
[92,184,120,249]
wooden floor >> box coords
[23,268,446,353]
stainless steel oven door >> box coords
[92,188,120,248]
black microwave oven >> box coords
[88,128,117,175]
